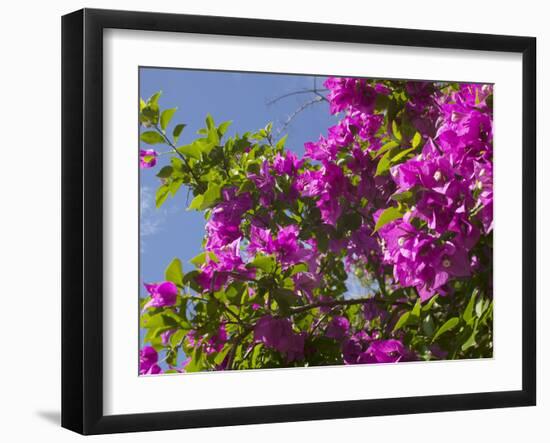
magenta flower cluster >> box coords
[380,84,493,301]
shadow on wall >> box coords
[36,410,60,426]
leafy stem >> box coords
[152,123,204,191]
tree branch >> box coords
[290,295,410,315]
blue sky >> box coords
[139,68,338,290]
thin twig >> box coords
[266,88,329,106]
[276,96,324,137]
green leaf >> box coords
[375,94,390,111]
[177,139,215,160]
[422,295,439,312]
[170,156,185,173]
[337,212,363,232]
[140,131,165,145]
[422,314,435,337]
[177,143,202,160]
[169,329,186,348]
[141,103,159,125]
[316,230,329,253]
[375,140,399,158]
[289,263,309,276]
[391,146,417,163]
[199,182,222,210]
[206,298,218,317]
[276,134,288,150]
[148,91,162,106]
[479,302,493,326]
[205,113,215,131]
[461,319,479,351]
[410,298,421,321]
[172,123,186,144]
[214,344,232,365]
[391,190,413,202]
[392,120,402,141]
[432,317,460,342]
[393,312,410,332]
[272,288,296,315]
[373,207,403,233]
[156,165,173,178]
[225,282,245,302]
[143,312,179,329]
[165,258,184,286]
[463,289,479,324]
[217,121,232,138]
[393,298,421,333]
[475,297,486,318]
[185,348,204,373]
[249,255,276,273]
[155,184,170,208]
[250,344,262,368]
[139,98,146,111]
[207,126,220,146]
[160,108,177,132]
[375,149,393,176]
[169,178,183,197]
[188,194,203,210]
[411,132,422,149]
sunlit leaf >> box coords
[165,258,184,286]
[373,207,403,233]
[160,107,177,132]
[140,131,165,145]
[155,184,170,208]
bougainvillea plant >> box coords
[138,77,493,374]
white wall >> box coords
[0,0,546,441]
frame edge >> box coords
[63,8,538,434]
[61,8,85,435]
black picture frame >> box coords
[62,8,537,435]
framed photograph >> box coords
[62,8,536,435]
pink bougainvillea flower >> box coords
[342,331,371,364]
[248,224,310,270]
[254,315,305,362]
[343,335,409,365]
[139,346,162,375]
[142,281,178,309]
[205,187,252,251]
[160,329,175,346]
[326,316,350,340]
[139,149,158,169]
[272,151,303,176]
[366,339,407,363]
[204,324,228,355]
[196,238,255,292]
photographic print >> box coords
[138,68,494,375]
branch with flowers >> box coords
[138,77,494,375]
